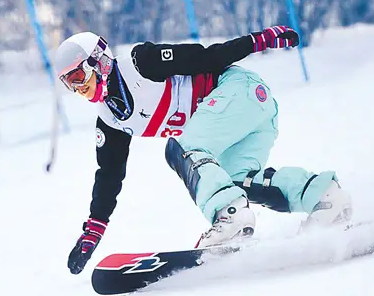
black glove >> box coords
[68,218,107,274]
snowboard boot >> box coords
[196,196,256,248]
[302,180,353,230]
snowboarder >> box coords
[54,26,352,275]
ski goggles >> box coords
[59,61,94,92]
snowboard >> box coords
[91,244,240,295]
[91,221,374,295]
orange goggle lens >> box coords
[60,66,93,91]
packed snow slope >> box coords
[1,24,374,296]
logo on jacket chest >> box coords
[139,109,151,118]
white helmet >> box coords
[55,32,114,102]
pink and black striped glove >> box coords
[68,218,107,274]
[250,25,299,52]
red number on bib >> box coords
[167,112,186,127]
[161,128,183,137]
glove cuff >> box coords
[249,33,267,53]
[84,218,107,238]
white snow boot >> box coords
[302,180,353,229]
[196,196,256,248]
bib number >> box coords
[161,111,186,137]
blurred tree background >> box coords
[1,0,374,51]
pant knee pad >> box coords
[165,137,219,202]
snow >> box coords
[1,23,374,295]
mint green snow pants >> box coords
[178,66,337,224]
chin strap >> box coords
[89,73,108,103]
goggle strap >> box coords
[87,36,108,67]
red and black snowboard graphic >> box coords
[92,249,203,294]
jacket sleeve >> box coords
[89,117,132,223]
[131,34,257,82]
